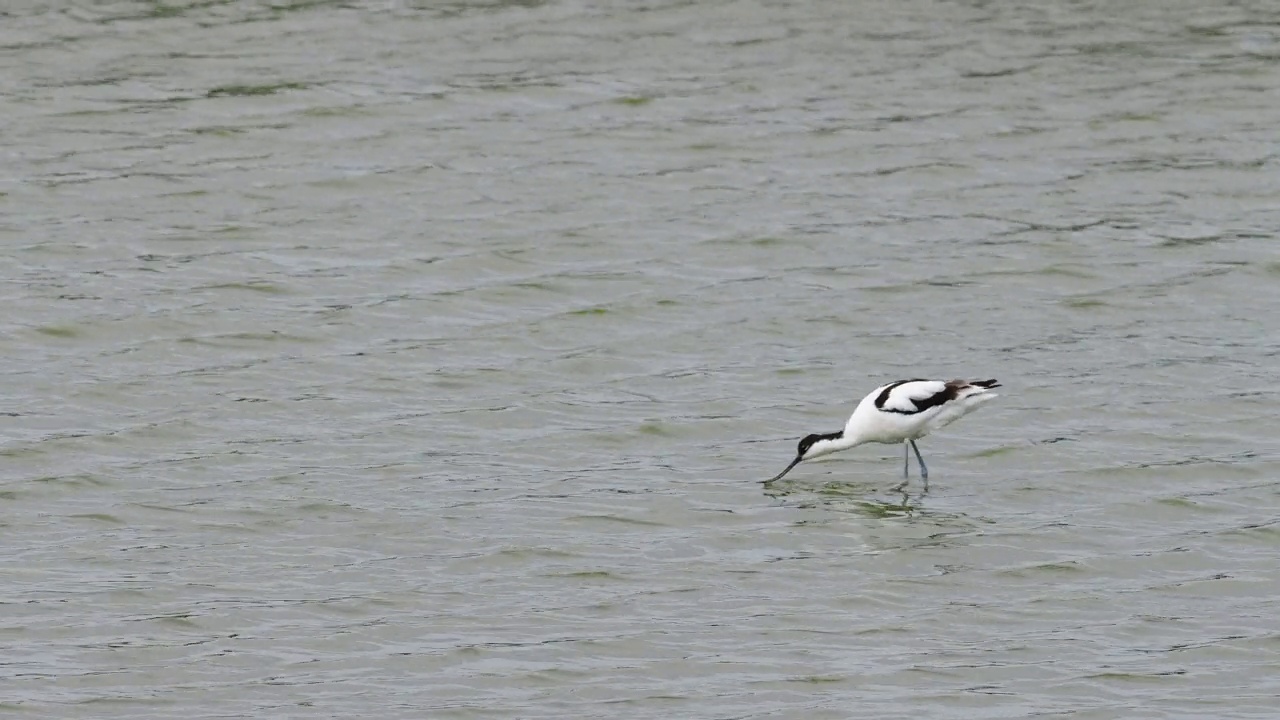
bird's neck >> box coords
[830,431,864,451]
[816,430,863,455]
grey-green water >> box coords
[3,1,1279,718]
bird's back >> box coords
[845,378,999,442]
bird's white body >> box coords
[846,379,996,447]
[766,378,1000,486]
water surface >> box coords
[3,1,1279,718]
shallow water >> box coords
[3,1,1279,718]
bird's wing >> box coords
[874,379,952,415]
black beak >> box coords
[763,455,803,484]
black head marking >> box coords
[767,430,844,484]
[797,430,843,458]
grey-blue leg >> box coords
[910,439,928,480]
[891,442,911,493]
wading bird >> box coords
[765,378,1000,490]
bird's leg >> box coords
[891,442,910,492]
[910,439,929,481]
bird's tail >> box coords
[931,379,999,430]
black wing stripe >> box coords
[873,379,926,410]
[877,379,966,416]
[879,386,956,415]
[900,386,957,414]
[877,378,1000,415]
[875,379,993,412]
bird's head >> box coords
[764,431,845,483]
[797,432,843,461]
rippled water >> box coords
[3,1,1279,718]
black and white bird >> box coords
[765,378,1001,489]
